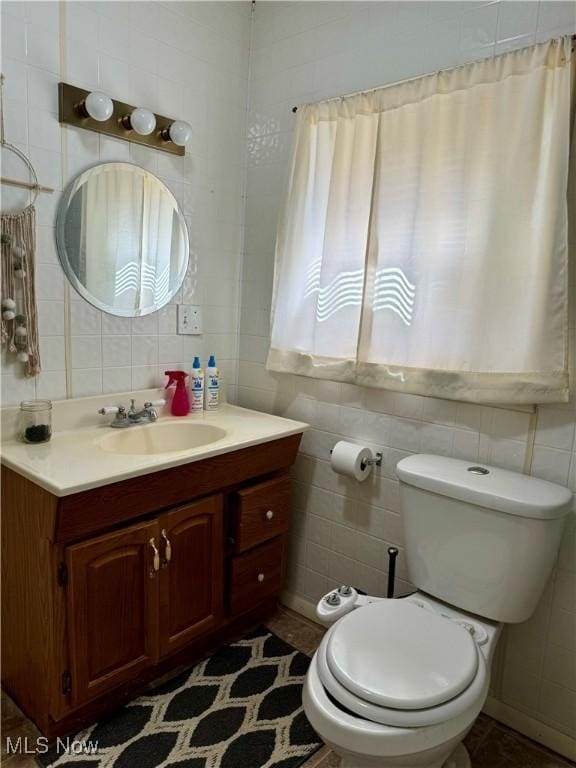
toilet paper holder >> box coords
[361,452,383,470]
[329,447,383,470]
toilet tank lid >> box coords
[396,454,572,520]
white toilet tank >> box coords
[396,454,572,623]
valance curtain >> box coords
[267,38,573,404]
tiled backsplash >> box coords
[238,0,576,748]
[1,0,251,404]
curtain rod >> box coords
[291,33,576,113]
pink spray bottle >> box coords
[165,371,190,416]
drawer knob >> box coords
[265,510,274,521]
[258,573,265,583]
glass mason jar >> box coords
[19,400,52,444]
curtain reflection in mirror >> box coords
[61,163,187,316]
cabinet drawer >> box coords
[230,537,285,616]
[233,475,290,553]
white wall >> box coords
[238,0,576,748]
[1,0,251,405]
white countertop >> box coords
[1,404,308,497]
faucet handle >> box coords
[145,399,166,408]
[98,405,128,425]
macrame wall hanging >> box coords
[1,209,41,374]
[1,74,53,377]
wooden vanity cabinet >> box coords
[158,497,224,657]
[1,433,301,739]
[65,519,160,706]
[230,537,286,617]
[65,496,224,707]
[232,474,291,553]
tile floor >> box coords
[1,607,574,768]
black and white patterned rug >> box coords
[39,627,322,768]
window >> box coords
[268,38,573,404]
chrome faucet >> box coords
[128,399,161,423]
[98,399,165,428]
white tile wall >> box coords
[1,0,251,404]
[238,0,576,743]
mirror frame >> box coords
[55,161,190,317]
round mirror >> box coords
[56,162,189,317]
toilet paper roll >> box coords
[330,441,374,482]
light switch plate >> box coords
[178,305,203,335]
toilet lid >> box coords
[326,601,478,710]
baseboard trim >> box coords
[483,697,576,762]
[281,591,319,623]
[280,592,576,763]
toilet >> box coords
[303,454,572,768]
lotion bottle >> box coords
[205,354,220,410]
[190,356,204,413]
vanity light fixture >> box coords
[59,83,186,155]
[77,91,114,122]
[162,120,193,147]
[121,107,157,136]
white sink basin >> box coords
[98,422,227,456]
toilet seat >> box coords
[305,650,489,759]
[326,600,478,709]
[317,601,488,728]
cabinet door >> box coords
[159,496,224,658]
[66,520,159,706]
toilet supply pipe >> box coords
[387,548,398,598]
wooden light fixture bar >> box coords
[58,82,185,156]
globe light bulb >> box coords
[84,91,113,122]
[129,107,156,136]
[168,120,192,147]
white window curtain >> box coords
[267,38,573,404]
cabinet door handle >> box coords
[257,573,265,583]
[149,537,160,574]
[265,510,274,521]
[161,528,172,566]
